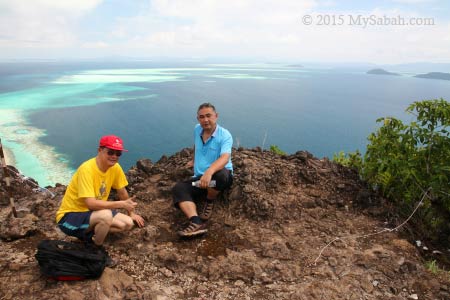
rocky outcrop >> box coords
[0,148,449,300]
[0,165,37,206]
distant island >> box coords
[286,64,304,68]
[366,68,400,76]
[414,72,450,81]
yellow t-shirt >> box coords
[56,158,128,223]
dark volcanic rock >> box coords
[0,165,37,206]
[0,148,448,300]
[136,158,154,174]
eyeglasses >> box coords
[104,148,122,157]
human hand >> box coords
[122,196,138,211]
[199,172,213,189]
[131,213,145,228]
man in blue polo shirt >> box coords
[172,102,233,237]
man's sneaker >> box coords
[177,222,208,237]
[199,201,214,221]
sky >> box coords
[0,0,450,64]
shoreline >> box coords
[0,109,73,187]
[2,145,16,167]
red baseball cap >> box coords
[99,135,128,151]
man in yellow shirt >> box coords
[56,135,144,250]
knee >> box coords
[213,169,229,182]
[172,182,185,197]
[123,218,134,231]
[212,169,232,191]
[172,182,191,207]
[96,210,114,225]
[115,216,134,231]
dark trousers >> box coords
[172,168,233,207]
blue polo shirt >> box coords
[194,124,233,177]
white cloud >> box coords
[392,0,435,3]
[0,0,448,63]
[34,0,102,13]
[0,0,103,48]
[282,7,450,63]
[107,0,317,57]
[149,0,316,29]
[0,0,102,16]
[81,41,109,49]
[105,1,449,63]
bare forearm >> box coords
[116,188,130,200]
[205,153,229,175]
[85,193,137,212]
[85,197,126,210]
[116,188,137,215]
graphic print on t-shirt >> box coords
[97,181,106,199]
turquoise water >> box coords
[1,62,449,187]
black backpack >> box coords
[35,240,107,280]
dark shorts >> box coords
[172,168,233,208]
[57,210,118,241]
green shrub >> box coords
[425,260,439,274]
[343,99,450,245]
[332,150,363,169]
[270,145,287,156]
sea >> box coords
[1,61,449,187]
